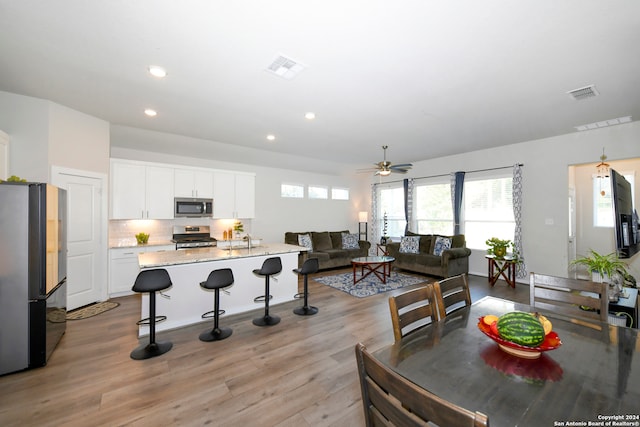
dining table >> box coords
[373,296,640,426]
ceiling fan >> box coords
[358,145,413,176]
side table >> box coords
[609,287,638,328]
[486,255,517,288]
[376,244,388,256]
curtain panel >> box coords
[451,171,465,235]
[512,164,526,278]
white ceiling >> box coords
[1,1,639,174]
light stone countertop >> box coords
[109,238,175,249]
[138,243,308,268]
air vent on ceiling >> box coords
[567,85,599,101]
[266,54,306,80]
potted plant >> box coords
[570,249,628,283]
[233,220,244,238]
[485,237,512,259]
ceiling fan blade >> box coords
[390,163,413,168]
[390,168,409,174]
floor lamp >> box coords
[358,211,368,241]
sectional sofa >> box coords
[285,230,371,270]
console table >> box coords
[486,255,517,288]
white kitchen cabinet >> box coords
[110,160,174,219]
[109,245,175,297]
[174,168,214,198]
[213,171,255,218]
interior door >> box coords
[568,186,577,278]
[52,168,106,309]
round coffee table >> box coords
[351,256,395,284]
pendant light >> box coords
[595,148,610,196]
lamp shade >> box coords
[358,211,368,223]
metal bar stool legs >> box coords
[293,258,319,316]
[253,257,282,326]
[130,269,173,360]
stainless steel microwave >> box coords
[174,197,213,218]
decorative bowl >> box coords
[477,316,562,359]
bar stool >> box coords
[252,257,282,326]
[199,268,234,342]
[293,258,319,316]
[130,269,173,360]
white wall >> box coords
[381,121,640,280]
[0,91,50,182]
[0,91,110,179]
[49,103,110,174]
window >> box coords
[463,175,514,249]
[281,183,304,198]
[378,185,406,238]
[308,185,328,199]
[594,172,635,227]
[331,187,350,200]
[414,181,453,235]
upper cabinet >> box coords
[174,168,214,198]
[110,159,255,220]
[213,171,255,218]
[110,160,175,219]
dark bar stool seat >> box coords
[199,268,234,342]
[130,269,173,360]
[293,258,319,316]
[252,257,282,326]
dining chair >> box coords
[530,272,608,328]
[433,273,472,319]
[388,283,439,342]
[355,342,490,427]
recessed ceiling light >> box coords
[305,112,316,120]
[144,109,157,117]
[148,66,167,78]
[266,134,276,141]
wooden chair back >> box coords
[388,284,439,342]
[530,272,608,327]
[433,274,472,319]
[355,342,490,427]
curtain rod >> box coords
[375,163,524,185]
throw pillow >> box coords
[341,233,360,250]
[399,236,420,254]
[433,236,452,256]
[298,234,313,251]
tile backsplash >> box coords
[109,218,252,241]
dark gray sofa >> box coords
[285,230,371,270]
[386,232,471,278]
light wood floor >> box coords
[0,270,528,427]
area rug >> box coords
[314,271,427,298]
[67,301,120,320]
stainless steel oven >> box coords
[172,225,217,249]
[174,197,213,218]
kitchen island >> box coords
[136,243,306,336]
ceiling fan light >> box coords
[379,169,391,176]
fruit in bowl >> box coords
[135,232,149,244]
[478,311,561,359]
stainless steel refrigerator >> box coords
[0,182,67,376]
